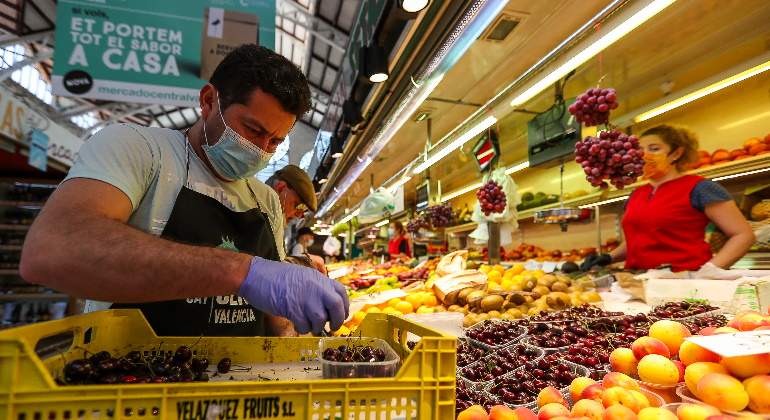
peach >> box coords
[649,320,691,354]
[736,312,770,331]
[570,376,597,401]
[571,399,604,420]
[457,404,488,420]
[673,360,686,382]
[696,373,750,412]
[603,372,641,391]
[628,390,650,411]
[602,387,641,412]
[609,348,638,377]
[488,405,517,420]
[537,386,567,408]
[602,405,636,420]
[685,362,728,396]
[744,374,770,413]
[538,403,569,420]
[720,353,770,379]
[637,354,680,386]
[713,327,739,334]
[513,407,537,420]
[676,403,721,420]
[638,407,676,420]
[698,327,718,336]
[631,336,671,360]
[704,416,740,420]
[581,383,606,401]
[679,341,720,366]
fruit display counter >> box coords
[455,304,770,420]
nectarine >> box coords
[720,353,770,379]
[676,403,720,420]
[637,354,681,386]
[602,405,636,420]
[679,340,720,366]
[570,376,597,402]
[538,402,569,420]
[537,385,567,408]
[743,375,770,413]
[603,372,641,391]
[696,373,749,412]
[631,336,671,359]
[638,407,676,420]
[685,362,728,396]
[571,399,604,420]
[609,348,638,377]
[648,320,691,354]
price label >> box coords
[542,262,557,273]
[524,261,540,271]
[685,330,770,357]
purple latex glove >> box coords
[238,256,349,334]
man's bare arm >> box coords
[20,179,251,302]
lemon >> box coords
[493,265,505,274]
[382,307,400,315]
[366,306,382,313]
[395,301,414,314]
[501,279,514,291]
[416,306,434,314]
[405,294,423,310]
[510,264,525,275]
[487,270,502,282]
[479,265,491,274]
[334,326,351,336]
[387,298,403,307]
[422,294,438,307]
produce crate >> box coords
[0,309,457,420]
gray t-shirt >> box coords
[65,123,286,310]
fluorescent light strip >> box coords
[505,161,530,175]
[510,0,675,107]
[387,176,412,193]
[635,59,770,123]
[440,182,483,203]
[375,219,390,227]
[337,209,360,225]
[412,116,498,174]
[579,196,629,209]
[712,167,770,182]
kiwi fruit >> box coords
[466,290,487,307]
[480,295,504,312]
[509,293,526,305]
[537,274,557,287]
[447,304,462,312]
[550,281,569,292]
[443,290,460,306]
[463,314,478,328]
[506,308,523,319]
[522,280,536,291]
[533,285,551,296]
[487,310,501,319]
[457,288,475,306]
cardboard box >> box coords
[200,8,259,81]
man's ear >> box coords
[199,84,216,120]
[274,180,287,192]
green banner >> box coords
[52,0,275,107]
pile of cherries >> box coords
[682,314,729,333]
[322,344,386,363]
[650,301,720,319]
[457,341,486,368]
[61,346,215,385]
[529,304,622,322]
[456,380,499,414]
[525,322,599,349]
[461,344,541,383]
[559,343,610,378]
[489,359,581,405]
[466,320,525,348]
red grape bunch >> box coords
[426,204,453,228]
[568,87,619,126]
[406,216,428,233]
[575,129,643,189]
[476,180,506,216]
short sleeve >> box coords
[691,180,733,212]
[64,124,159,211]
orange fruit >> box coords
[387,298,403,308]
[422,294,438,307]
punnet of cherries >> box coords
[59,345,240,385]
[321,344,387,363]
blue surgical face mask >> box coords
[202,94,273,181]
[388,228,395,237]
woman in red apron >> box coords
[388,221,412,258]
[582,125,754,272]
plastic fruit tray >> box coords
[483,360,591,410]
[458,344,545,385]
[518,336,571,355]
[466,319,528,350]
[676,384,770,419]
[318,337,400,379]
[0,309,457,419]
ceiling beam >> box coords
[0,29,52,48]
[280,0,349,42]
[85,104,157,134]
[278,13,345,53]
[0,48,51,81]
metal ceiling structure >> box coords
[0,0,360,142]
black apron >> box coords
[113,139,279,336]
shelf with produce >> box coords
[444,222,479,235]
[0,200,45,209]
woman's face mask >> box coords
[640,135,682,180]
[388,227,396,237]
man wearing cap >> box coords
[265,164,317,223]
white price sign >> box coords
[685,330,770,357]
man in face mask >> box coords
[291,227,315,256]
[20,45,348,337]
[266,165,316,224]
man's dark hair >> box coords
[297,227,314,238]
[210,44,312,118]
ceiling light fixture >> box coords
[504,160,530,175]
[509,0,675,108]
[440,181,483,203]
[635,57,770,123]
[388,176,412,193]
[362,45,389,83]
[400,0,429,13]
[412,115,498,174]
[318,178,328,184]
[375,219,390,227]
[712,167,770,182]
[579,196,629,209]
[337,208,360,225]
[332,152,343,159]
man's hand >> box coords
[238,256,348,334]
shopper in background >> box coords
[582,125,754,272]
[387,221,412,258]
[265,165,316,224]
[19,44,348,336]
[291,227,315,256]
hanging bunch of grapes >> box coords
[406,216,428,233]
[568,87,618,126]
[477,180,507,216]
[426,204,454,228]
[575,129,643,189]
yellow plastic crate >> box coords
[0,309,456,420]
